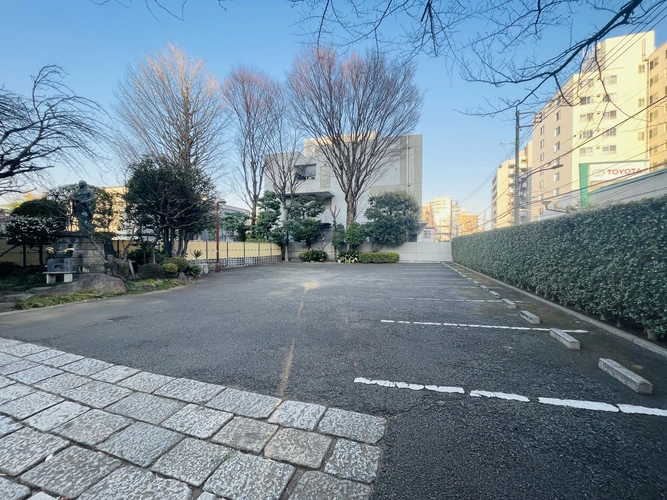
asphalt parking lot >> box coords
[1,262,667,499]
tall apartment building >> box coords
[423,196,460,241]
[491,145,529,228]
[648,40,667,170]
[264,134,422,227]
[527,32,655,220]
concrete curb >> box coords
[447,262,667,360]
[599,358,653,394]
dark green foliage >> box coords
[163,262,178,277]
[332,223,346,251]
[286,196,324,249]
[164,257,188,272]
[344,221,365,249]
[254,192,285,246]
[6,198,67,247]
[183,263,202,278]
[127,247,166,266]
[336,250,360,263]
[138,263,165,279]
[298,249,328,262]
[358,252,400,263]
[452,196,667,335]
[220,212,250,242]
[364,191,420,248]
[0,262,20,278]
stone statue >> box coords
[71,180,95,231]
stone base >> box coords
[50,234,108,277]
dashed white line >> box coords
[379,319,588,333]
[617,404,667,416]
[354,377,464,393]
[538,397,619,412]
[470,390,530,402]
[391,297,506,303]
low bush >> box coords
[164,257,189,272]
[183,264,202,278]
[358,252,400,263]
[162,262,178,277]
[336,250,360,263]
[299,250,328,262]
[138,263,165,279]
[0,262,20,278]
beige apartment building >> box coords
[491,145,529,228]
[527,32,655,220]
[423,196,459,241]
[648,40,667,170]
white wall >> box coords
[288,241,452,262]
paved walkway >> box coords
[0,337,385,499]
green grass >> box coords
[125,279,185,294]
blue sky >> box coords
[3,1,666,220]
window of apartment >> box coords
[555,111,561,121]
[539,167,544,176]
[602,145,617,154]
[553,172,560,182]
[296,164,317,180]
[579,96,593,105]
[538,194,544,201]
[603,75,617,85]
[579,147,593,156]
[554,126,561,137]
[650,76,659,87]
[603,110,617,120]
[554,141,560,152]
[580,129,594,139]
[579,113,594,123]
[539,180,544,188]
[649,57,659,70]
[638,97,646,107]
[650,110,659,121]
[649,127,658,138]
[553,188,560,196]
[649,93,659,105]
[604,127,617,137]
[602,93,617,102]
[540,152,545,162]
[579,79,593,89]
[639,64,646,73]
[638,131,646,141]
[540,125,545,135]
[664,123,667,132]
[540,139,545,148]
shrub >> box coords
[299,250,328,262]
[138,263,165,279]
[344,221,366,249]
[336,250,360,263]
[452,195,667,336]
[164,257,189,272]
[162,262,178,277]
[183,264,202,278]
[126,248,166,266]
[0,262,20,278]
[358,252,400,263]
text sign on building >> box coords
[589,161,649,182]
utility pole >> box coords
[514,107,521,226]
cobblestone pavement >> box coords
[0,337,384,500]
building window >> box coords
[579,79,593,89]
[604,127,616,137]
[650,76,659,87]
[580,129,594,139]
[555,111,561,121]
[638,131,645,141]
[602,145,617,154]
[639,64,646,73]
[538,194,543,201]
[540,125,545,135]
[603,75,617,85]
[553,188,560,196]
[554,142,560,152]
[650,110,659,121]
[649,127,658,138]
[540,152,545,162]
[579,147,593,156]
[539,180,544,188]
[602,93,617,102]
[603,110,617,120]
[554,126,561,137]
[638,98,645,107]
[553,172,560,182]
[580,113,594,123]
[579,96,593,105]
[540,139,545,148]
[649,57,659,70]
[649,93,659,105]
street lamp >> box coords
[514,161,563,225]
[215,199,226,272]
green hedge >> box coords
[358,252,400,263]
[299,250,328,262]
[452,195,667,335]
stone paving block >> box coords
[25,401,89,432]
[152,437,232,487]
[264,427,332,469]
[117,371,175,393]
[3,343,48,358]
[0,360,39,376]
[0,352,21,367]
[0,427,68,475]
[78,466,192,500]
[107,392,185,425]
[24,350,66,363]
[268,400,326,431]
[0,338,22,350]
[0,391,64,420]
[198,494,222,500]
[162,404,233,439]
[27,493,56,500]
[0,384,35,405]
[0,375,15,389]
[204,452,294,500]
[212,416,277,453]
[155,378,224,404]
[61,380,133,408]
[53,409,131,446]
[99,421,183,467]
[318,408,386,444]
[207,388,280,418]
[324,439,382,483]
[41,352,84,367]
[0,414,22,437]
[90,365,140,383]
[21,445,122,498]
[34,373,89,394]
[8,365,63,385]
[0,476,31,500]
[291,471,371,500]
[60,357,113,376]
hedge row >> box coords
[358,252,400,263]
[452,195,667,335]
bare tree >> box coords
[295,0,664,111]
[288,47,422,225]
[224,67,282,223]
[114,43,228,175]
[0,65,105,195]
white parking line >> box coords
[391,297,506,303]
[353,378,667,417]
[380,319,588,333]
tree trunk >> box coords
[38,246,44,269]
[22,244,27,268]
[345,195,357,226]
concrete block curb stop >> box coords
[489,291,500,299]
[598,358,653,394]
[480,285,489,292]
[549,328,580,350]
[520,310,540,325]
[502,299,516,309]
